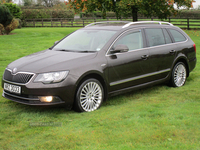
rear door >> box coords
[144,28,177,80]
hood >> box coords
[7,49,97,73]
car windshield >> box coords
[53,29,116,52]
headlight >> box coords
[34,71,69,84]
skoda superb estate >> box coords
[2,21,196,112]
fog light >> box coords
[39,96,53,102]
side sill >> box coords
[108,77,169,97]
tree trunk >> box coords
[132,6,138,22]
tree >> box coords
[0,0,12,3]
[68,0,114,18]
[23,0,35,6]
[21,0,62,7]
[38,0,62,7]
[116,0,195,21]
[69,0,195,21]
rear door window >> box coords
[163,29,172,44]
[145,28,165,47]
[168,29,186,42]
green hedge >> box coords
[4,3,22,19]
[21,9,75,20]
[177,10,200,18]
[20,9,200,20]
[80,11,116,18]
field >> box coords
[0,28,200,149]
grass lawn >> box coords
[0,28,200,150]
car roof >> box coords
[84,21,174,31]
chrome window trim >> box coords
[3,68,36,85]
[106,28,188,57]
[110,69,170,86]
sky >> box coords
[193,0,200,8]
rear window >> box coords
[168,29,186,42]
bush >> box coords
[177,10,200,18]
[106,12,116,18]
[51,9,74,18]
[4,3,22,18]
[0,19,19,35]
[0,5,13,27]
[4,19,19,34]
[80,11,116,18]
[0,4,19,35]
[16,18,22,28]
[0,24,4,35]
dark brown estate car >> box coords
[2,21,197,112]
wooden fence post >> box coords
[187,18,190,30]
[22,17,200,30]
[71,19,73,27]
[33,19,35,27]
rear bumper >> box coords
[189,57,197,72]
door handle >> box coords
[141,55,149,60]
[170,50,176,53]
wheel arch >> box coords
[172,56,190,77]
[75,72,108,102]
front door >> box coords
[106,29,150,92]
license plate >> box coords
[4,83,21,94]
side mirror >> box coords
[110,44,129,54]
[54,41,59,45]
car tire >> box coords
[170,62,187,87]
[74,78,104,112]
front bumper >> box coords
[2,90,65,106]
[1,74,77,106]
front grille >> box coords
[3,69,34,84]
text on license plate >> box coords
[4,83,21,94]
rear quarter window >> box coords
[168,29,186,42]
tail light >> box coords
[193,44,196,53]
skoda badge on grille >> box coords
[12,68,17,74]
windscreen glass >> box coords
[53,29,116,52]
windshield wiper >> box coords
[77,50,96,53]
[53,49,96,53]
[56,49,76,52]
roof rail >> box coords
[122,21,173,28]
[85,21,130,28]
